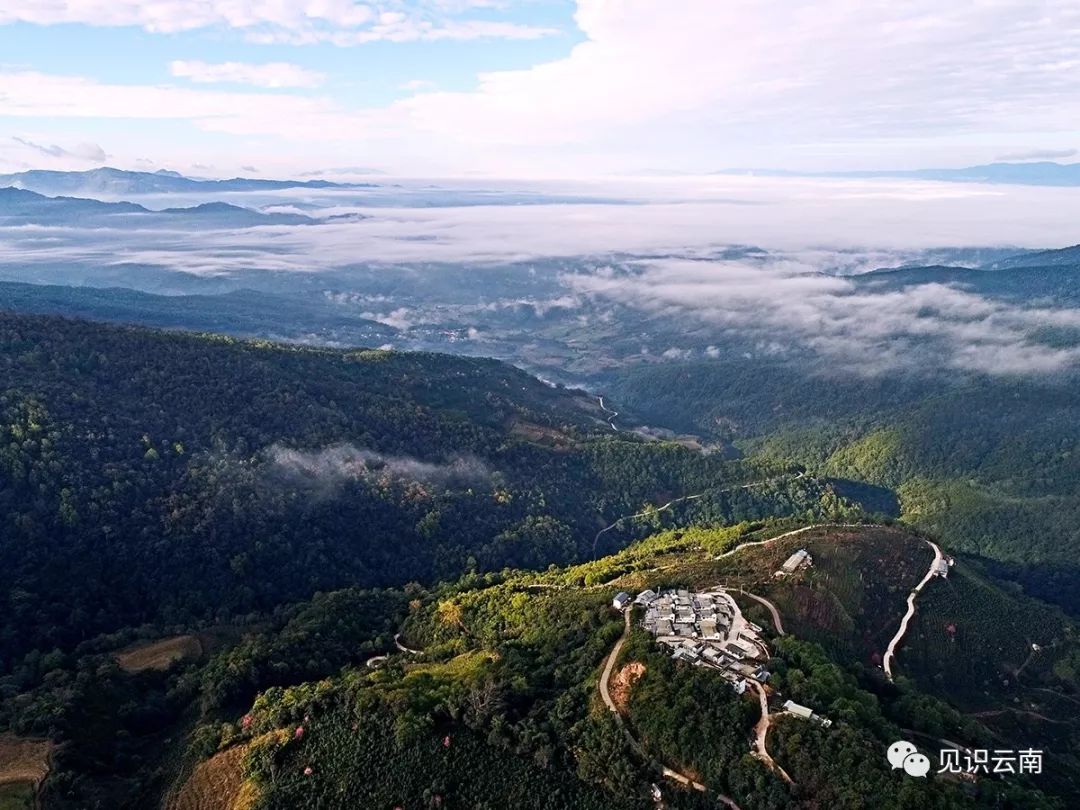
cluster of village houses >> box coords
[615,587,771,696]
[612,550,833,727]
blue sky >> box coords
[0,10,581,102]
[1,1,1079,177]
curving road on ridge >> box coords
[883,539,943,681]
[599,607,632,715]
[598,607,743,808]
[738,589,786,636]
[394,633,422,655]
[715,519,860,561]
[597,395,620,432]
[717,523,945,682]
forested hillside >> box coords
[4,311,1074,808]
[151,522,1070,810]
[606,358,1080,610]
[0,312,874,671]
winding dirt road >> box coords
[598,607,743,808]
[715,519,859,561]
[883,539,943,681]
[749,681,794,785]
[393,633,422,655]
[599,608,632,714]
[738,589,786,636]
[597,395,620,432]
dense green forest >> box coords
[606,359,1080,611]
[3,493,1073,807]
[0,313,903,673]
[3,311,1078,809]
[153,522,1064,810]
[0,313,746,666]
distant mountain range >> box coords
[0,167,378,196]
[0,186,315,227]
[716,161,1080,186]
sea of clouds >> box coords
[4,175,1080,377]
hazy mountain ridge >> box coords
[0,166,377,196]
[0,185,317,226]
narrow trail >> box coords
[969,708,1065,724]
[738,589,786,636]
[883,539,943,681]
[1031,686,1080,708]
[660,768,706,793]
[1013,639,1054,679]
[598,607,743,809]
[592,493,707,556]
[592,472,802,558]
[34,746,54,810]
[749,681,794,785]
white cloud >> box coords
[0,0,371,33]
[995,148,1078,162]
[375,0,1080,169]
[564,258,1080,376]
[4,176,1080,269]
[170,60,326,88]
[5,1,1080,173]
[0,71,363,142]
[251,17,556,46]
[12,136,106,162]
[0,1,555,44]
[266,443,492,495]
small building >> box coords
[731,638,756,656]
[732,679,748,695]
[613,592,632,610]
[673,646,700,663]
[635,589,658,606]
[783,700,815,720]
[777,548,812,576]
[753,666,771,683]
[933,559,949,578]
[783,700,832,726]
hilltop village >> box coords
[611,548,833,727]
[633,588,770,694]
